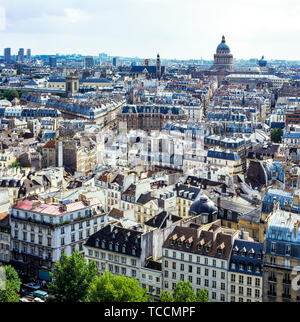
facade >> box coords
[0,213,10,264]
[263,206,300,302]
[4,48,11,63]
[130,54,165,79]
[10,194,105,279]
[120,105,185,131]
[162,221,238,302]
[213,36,233,71]
[228,237,264,302]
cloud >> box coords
[0,4,5,31]
[63,8,90,23]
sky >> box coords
[0,0,299,61]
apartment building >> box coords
[228,236,264,302]
[175,184,201,217]
[263,206,300,302]
[162,220,239,302]
[10,194,105,280]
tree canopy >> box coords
[87,271,149,302]
[160,280,210,302]
[0,89,19,101]
[48,250,98,302]
[0,265,21,302]
[270,128,283,143]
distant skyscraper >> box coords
[18,48,24,62]
[4,48,11,62]
[84,56,94,69]
[49,56,57,68]
[26,49,31,61]
[113,57,118,67]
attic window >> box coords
[122,245,126,253]
[185,242,190,249]
[132,248,136,255]
[170,240,174,246]
[101,240,105,248]
[95,239,99,247]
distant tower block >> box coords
[66,71,79,96]
[156,53,161,79]
[58,141,63,167]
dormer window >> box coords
[231,262,236,269]
[255,265,261,273]
[95,239,99,247]
[115,243,119,252]
[247,264,253,272]
[170,240,174,246]
[132,248,136,256]
[185,242,190,249]
[122,245,126,253]
[109,242,113,250]
[101,240,105,249]
[239,263,244,271]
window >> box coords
[221,272,225,280]
[180,264,184,271]
[172,262,176,269]
[173,251,176,258]
[189,265,192,273]
[205,257,208,265]
[197,267,201,275]
[213,259,216,267]
[286,245,291,256]
[212,292,216,300]
[239,286,243,295]
[197,277,201,285]
[247,277,252,286]
[131,270,137,278]
[188,276,193,283]
[247,288,252,297]
[271,242,276,253]
[220,294,225,302]
[165,260,168,268]
[212,281,216,288]
[255,278,260,287]
[221,283,225,291]
[239,275,244,284]
[180,274,184,281]
[204,279,209,287]
[255,289,260,298]
[61,238,65,246]
[212,270,216,278]
[172,272,176,280]
[165,250,168,256]
[231,285,235,294]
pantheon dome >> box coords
[213,35,234,71]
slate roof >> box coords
[144,211,182,229]
[84,224,142,258]
[163,225,233,260]
[207,150,240,161]
[229,239,263,276]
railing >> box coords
[282,294,291,300]
[268,277,277,282]
[267,291,277,297]
[283,279,291,285]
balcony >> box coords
[282,294,291,300]
[267,291,277,297]
[268,277,277,283]
[282,279,291,285]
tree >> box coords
[0,265,21,302]
[2,89,19,101]
[48,250,98,302]
[160,280,210,302]
[270,128,283,143]
[87,271,149,302]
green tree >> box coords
[160,280,210,302]
[48,250,98,302]
[10,162,21,168]
[87,270,149,302]
[270,128,283,143]
[0,265,21,302]
[2,89,19,101]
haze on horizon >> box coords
[0,0,299,61]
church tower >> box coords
[156,53,161,79]
[213,35,234,71]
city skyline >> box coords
[0,0,300,61]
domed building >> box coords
[189,195,218,224]
[213,35,234,71]
[258,56,267,67]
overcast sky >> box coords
[0,0,299,60]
